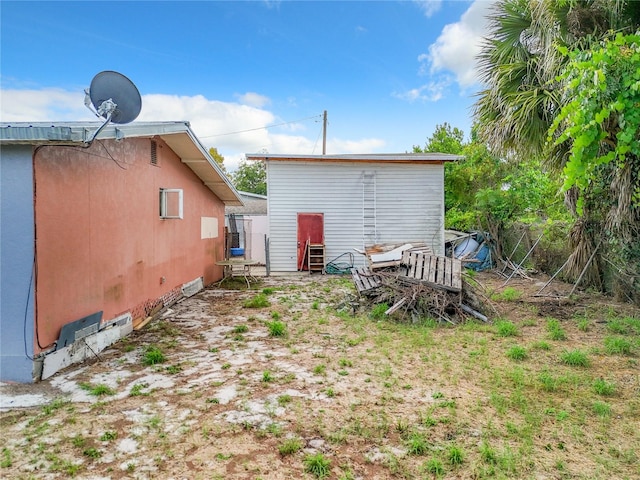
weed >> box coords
[447,444,464,465]
[424,457,445,475]
[206,397,220,404]
[312,301,320,310]
[221,363,231,369]
[492,287,522,301]
[165,364,182,374]
[338,370,349,376]
[271,311,281,320]
[406,432,429,455]
[326,388,335,397]
[313,364,327,375]
[304,453,331,478]
[1,448,12,468]
[593,378,616,396]
[266,320,287,337]
[479,442,497,464]
[370,303,389,320]
[593,401,612,417]
[83,447,102,459]
[233,324,249,334]
[72,435,85,448]
[262,287,275,295]
[277,394,292,406]
[506,345,528,361]
[42,398,68,415]
[243,293,270,308]
[560,349,590,367]
[532,340,551,350]
[339,358,353,367]
[129,382,148,397]
[604,336,633,355]
[279,437,302,455]
[79,382,115,396]
[209,347,219,353]
[142,345,166,366]
[432,391,444,399]
[538,370,560,392]
[100,431,117,441]
[495,320,518,337]
[546,318,567,341]
[606,318,630,335]
[262,370,274,382]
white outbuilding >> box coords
[245,153,461,273]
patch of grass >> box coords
[370,303,389,320]
[604,336,633,355]
[142,345,166,366]
[593,378,616,396]
[266,320,287,337]
[495,320,518,337]
[262,370,274,383]
[560,349,590,367]
[506,345,528,361]
[129,382,149,397]
[262,287,275,295]
[304,453,332,478]
[277,394,292,406]
[538,370,561,392]
[593,401,612,417]
[447,444,464,466]
[406,432,429,455]
[79,382,115,396]
[492,287,522,301]
[278,437,302,455]
[42,398,69,415]
[233,324,249,334]
[243,293,270,308]
[71,435,86,448]
[339,358,353,368]
[423,457,444,475]
[313,364,327,375]
[532,340,551,350]
[221,362,231,369]
[83,447,102,459]
[1,448,12,468]
[325,387,335,397]
[312,301,320,310]
[479,441,497,464]
[546,318,567,341]
[165,364,182,374]
[100,431,117,441]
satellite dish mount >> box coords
[84,71,142,144]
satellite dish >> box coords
[88,71,141,123]
[83,71,141,143]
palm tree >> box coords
[474,0,640,300]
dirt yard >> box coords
[1,271,639,480]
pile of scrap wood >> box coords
[352,246,491,324]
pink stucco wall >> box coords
[33,137,225,352]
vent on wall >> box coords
[150,140,158,165]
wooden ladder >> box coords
[307,243,326,273]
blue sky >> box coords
[1,1,494,170]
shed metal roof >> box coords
[245,153,462,163]
[0,121,243,206]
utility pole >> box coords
[322,110,327,155]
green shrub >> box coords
[370,303,389,320]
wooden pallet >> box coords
[402,252,462,292]
[351,267,382,295]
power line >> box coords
[200,113,323,139]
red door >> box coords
[297,213,324,270]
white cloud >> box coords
[422,0,494,89]
[392,78,451,103]
[0,88,387,171]
[414,0,443,18]
[234,92,271,108]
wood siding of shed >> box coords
[267,161,444,272]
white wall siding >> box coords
[267,161,444,272]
